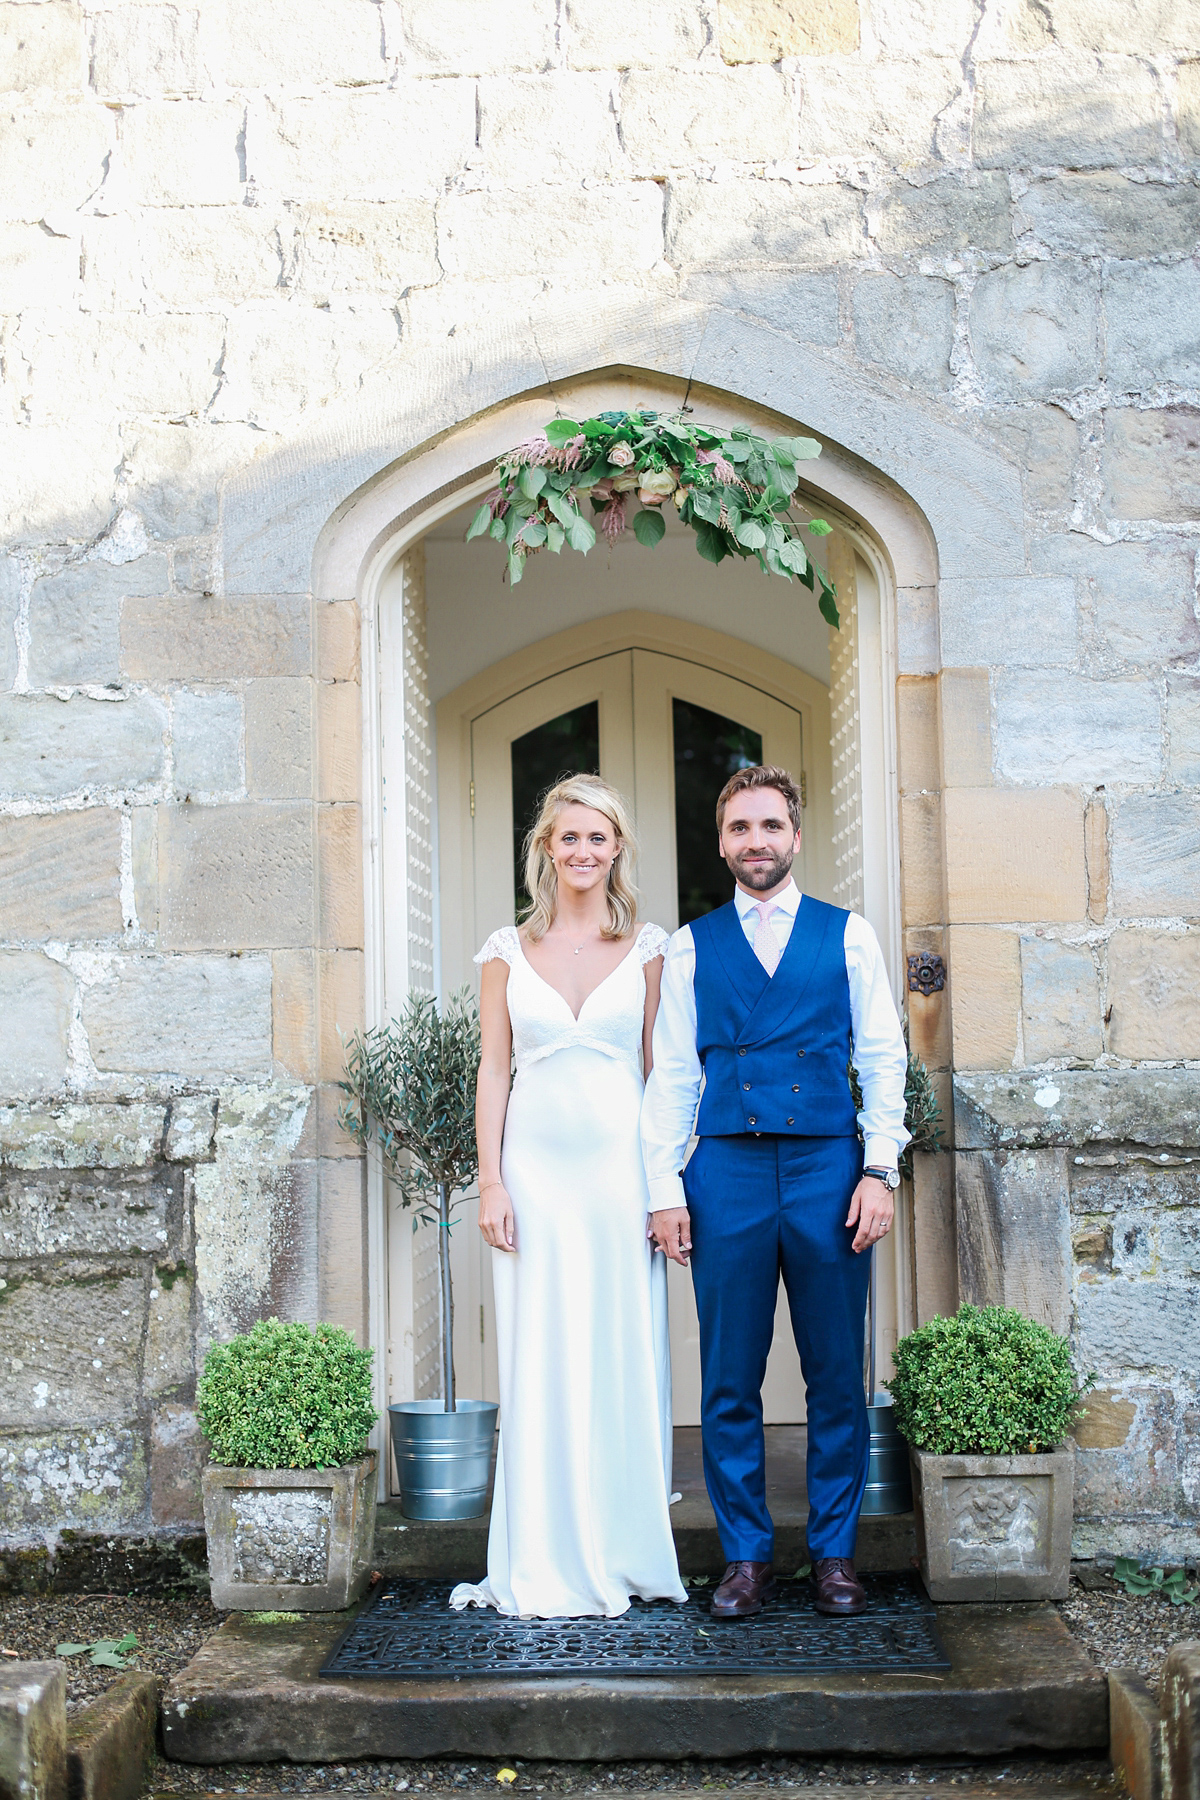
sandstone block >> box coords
[1179,59,1200,159]
[0,552,18,693]
[318,949,365,1084]
[397,0,556,72]
[719,0,859,61]
[1107,931,1200,1061]
[82,953,274,1076]
[981,406,1079,515]
[0,0,82,92]
[1107,260,1200,395]
[0,811,121,942]
[939,669,992,788]
[1086,794,1109,925]
[0,1102,167,1170]
[852,272,953,392]
[868,0,979,55]
[896,585,939,676]
[796,58,962,167]
[939,575,1075,669]
[565,0,708,67]
[144,1267,194,1395]
[251,86,476,202]
[164,1095,216,1162]
[245,678,313,801]
[27,312,224,424]
[150,1403,207,1529]
[441,183,664,279]
[948,925,1020,1069]
[1021,935,1102,1064]
[1074,1390,1138,1451]
[121,594,311,681]
[0,1272,144,1427]
[66,1670,159,1800]
[1035,0,1200,53]
[900,792,944,927]
[870,172,1011,256]
[27,554,168,689]
[293,201,438,297]
[119,99,244,206]
[0,1167,174,1259]
[1076,1278,1199,1375]
[944,786,1086,924]
[158,804,314,951]
[122,419,260,542]
[205,301,402,435]
[1033,536,1199,669]
[957,1067,1200,1150]
[5,424,122,548]
[0,1428,145,1535]
[897,676,939,795]
[478,75,621,181]
[272,948,316,1082]
[666,178,864,270]
[90,3,205,96]
[0,695,166,801]
[1111,794,1200,917]
[99,207,292,311]
[315,1082,360,1159]
[1168,675,1200,785]
[317,808,363,951]
[316,603,360,684]
[1107,1670,1163,1800]
[974,54,1162,169]
[680,270,839,343]
[207,0,384,88]
[0,1661,66,1800]
[912,1139,956,1324]
[0,222,78,312]
[172,689,243,799]
[1014,174,1200,260]
[0,102,112,219]
[130,806,157,936]
[0,953,74,1098]
[1103,408,1200,524]
[995,671,1162,785]
[1161,1643,1200,1800]
[955,1146,1072,1332]
[620,67,794,167]
[318,1156,368,1343]
[970,261,1101,401]
[317,681,359,805]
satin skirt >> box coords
[450,1046,686,1618]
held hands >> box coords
[649,1206,692,1266]
[479,1181,516,1252]
[846,1176,894,1254]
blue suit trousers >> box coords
[683,1133,869,1563]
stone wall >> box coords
[2,0,1198,1557]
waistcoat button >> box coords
[792,1084,800,1092]
[797,1049,806,1057]
[786,1117,794,1125]
[739,1047,747,1056]
[748,1116,757,1125]
[742,1082,751,1091]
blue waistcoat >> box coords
[691,895,858,1139]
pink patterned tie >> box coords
[751,901,781,976]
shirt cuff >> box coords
[647,1172,688,1211]
[863,1136,899,1172]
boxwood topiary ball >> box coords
[197,1318,377,1470]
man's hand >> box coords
[649,1206,692,1265]
[846,1177,894,1254]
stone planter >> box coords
[910,1443,1073,1602]
[202,1452,377,1611]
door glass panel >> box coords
[510,701,601,915]
[673,697,763,925]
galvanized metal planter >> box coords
[910,1443,1074,1602]
[389,1400,498,1521]
[860,1396,913,1516]
[202,1452,377,1611]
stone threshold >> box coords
[151,1789,1115,1800]
[160,1604,1108,1764]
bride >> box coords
[450,773,686,1619]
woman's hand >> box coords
[479,1181,516,1252]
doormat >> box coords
[319,1574,950,1680]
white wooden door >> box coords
[461,649,810,1424]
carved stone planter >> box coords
[202,1452,377,1611]
[910,1444,1073,1602]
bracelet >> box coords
[480,1180,504,1194]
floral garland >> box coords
[466,410,840,626]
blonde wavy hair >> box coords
[521,773,640,943]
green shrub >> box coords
[886,1303,1083,1456]
[197,1319,377,1469]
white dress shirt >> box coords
[641,880,911,1212]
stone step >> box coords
[161,1604,1108,1765]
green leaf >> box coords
[808,518,833,536]
[779,538,808,576]
[488,516,506,541]
[793,1564,812,1579]
[690,489,722,525]
[633,509,666,547]
[735,519,766,550]
[565,511,596,554]
[56,1644,91,1658]
[770,437,798,466]
[518,465,547,499]
[544,418,582,445]
[546,520,565,554]
[465,502,492,542]
[787,436,823,460]
[520,516,547,547]
[819,583,841,630]
[693,520,728,565]
[719,439,752,463]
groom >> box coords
[642,765,909,1619]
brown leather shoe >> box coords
[813,1556,867,1616]
[710,1560,776,1618]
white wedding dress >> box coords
[449,923,686,1619]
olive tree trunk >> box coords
[437,1179,456,1412]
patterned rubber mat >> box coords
[319,1573,949,1680]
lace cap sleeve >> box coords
[638,923,670,966]
[474,925,520,967]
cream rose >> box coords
[639,470,676,495]
[607,442,635,467]
[611,473,640,492]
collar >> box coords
[733,877,801,919]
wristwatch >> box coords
[864,1165,902,1191]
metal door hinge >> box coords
[469,779,475,818]
[800,772,807,809]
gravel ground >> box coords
[1055,1573,1199,1696]
[0,1592,226,1712]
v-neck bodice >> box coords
[476,923,669,1078]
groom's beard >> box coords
[726,843,794,892]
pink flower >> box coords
[608,442,635,468]
[638,489,666,506]
[698,446,740,484]
[598,495,627,546]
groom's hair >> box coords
[715,765,803,835]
